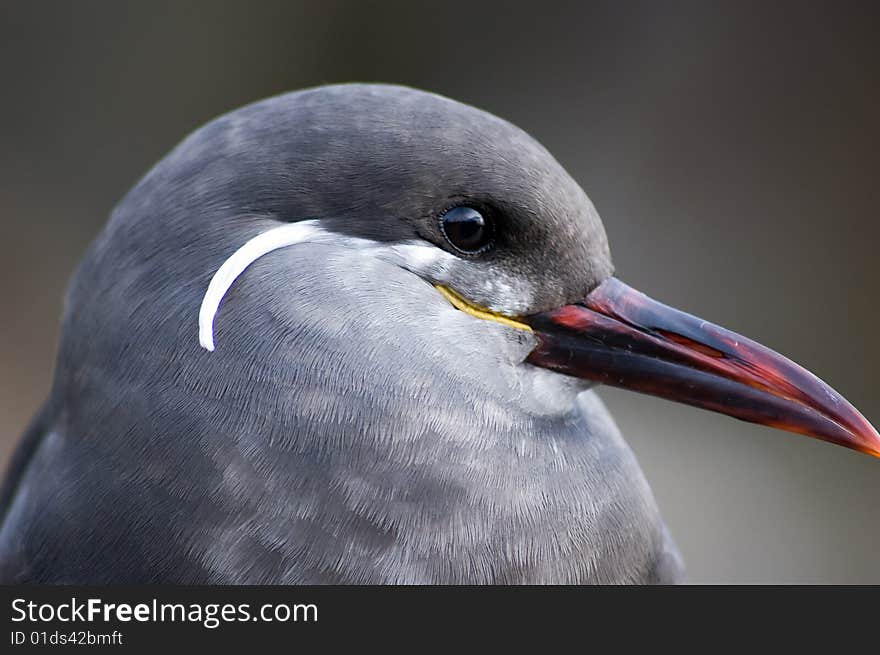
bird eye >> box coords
[439,206,494,254]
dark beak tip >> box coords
[817,422,880,459]
[855,423,880,459]
[822,398,880,459]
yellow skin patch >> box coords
[435,285,533,332]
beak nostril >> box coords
[654,331,726,358]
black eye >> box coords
[439,206,494,254]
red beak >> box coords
[524,278,880,458]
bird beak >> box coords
[523,277,880,458]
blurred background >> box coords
[1,1,878,582]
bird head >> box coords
[98,83,877,458]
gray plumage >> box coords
[0,84,682,583]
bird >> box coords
[0,83,876,584]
